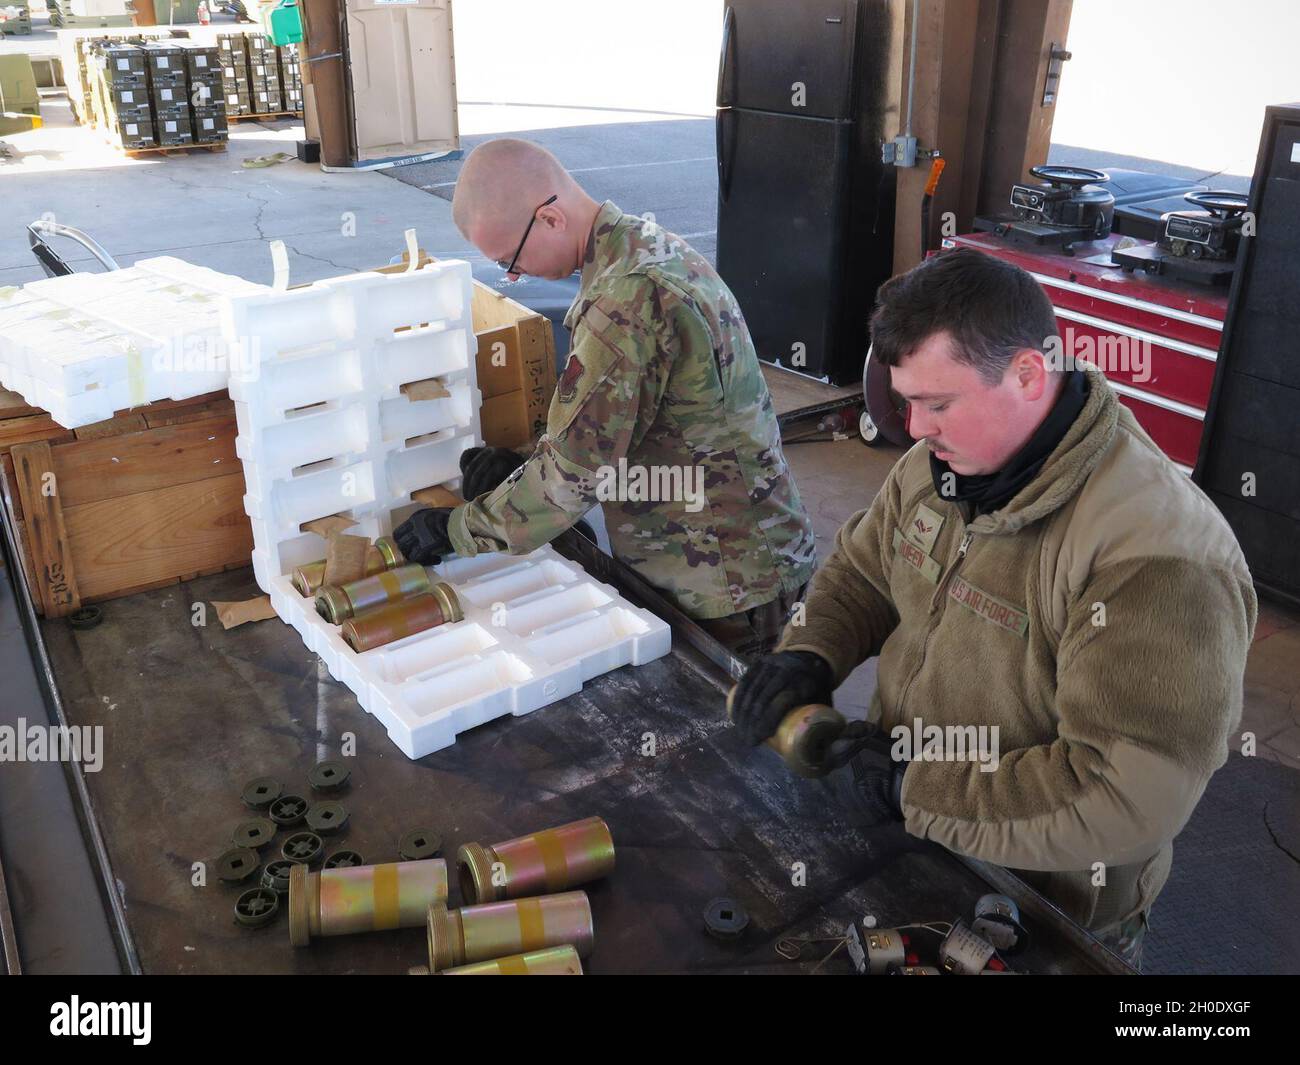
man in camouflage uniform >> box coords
[395,138,816,656]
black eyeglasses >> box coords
[497,194,558,275]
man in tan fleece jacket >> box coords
[731,247,1257,969]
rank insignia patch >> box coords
[557,353,585,402]
[906,503,945,554]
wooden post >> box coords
[11,440,81,618]
[974,0,1075,220]
[892,0,1074,274]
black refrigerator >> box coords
[1193,103,1300,607]
[715,0,898,385]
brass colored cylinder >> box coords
[458,816,614,904]
[440,944,584,976]
[288,858,448,947]
[290,537,403,598]
[726,688,847,778]
[769,703,847,778]
[316,563,432,624]
[340,584,463,652]
[426,891,594,972]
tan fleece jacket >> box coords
[780,367,1257,933]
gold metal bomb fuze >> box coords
[288,858,448,947]
[315,563,432,624]
[340,585,463,652]
[426,891,595,972]
[457,816,615,904]
[725,687,848,778]
[290,537,403,597]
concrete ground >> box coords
[1,15,1297,974]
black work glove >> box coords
[459,446,525,501]
[730,650,835,747]
[823,742,906,828]
[394,507,454,566]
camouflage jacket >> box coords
[448,200,816,620]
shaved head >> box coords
[451,138,601,281]
[452,139,573,236]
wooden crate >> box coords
[0,389,250,617]
[0,260,558,614]
[470,283,557,448]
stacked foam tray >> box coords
[224,261,671,759]
[0,258,268,427]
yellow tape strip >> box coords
[496,954,530,975]
[126,342,146,408]
[372,863,401,931]
[516,898,546,950]
[533,829,570,891]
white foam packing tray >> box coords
[225,260,671,759]
[0,257,268,428]
[267,548,671,759]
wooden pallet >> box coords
[115,140,228,158]
[0,389,252,616]
[227,110,304,123]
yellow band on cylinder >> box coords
[372,863,401,930]
[532,829,570,890]
[517,898,546,950]
[497,955,530,975]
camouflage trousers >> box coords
[1097,911,1148,970]
[698,582,810,663]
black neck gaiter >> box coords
[929,370,1089,517]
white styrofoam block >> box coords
[224,263,481,585]
[265,547,672,759]
[0,258,268,428]
[231,260,672,759]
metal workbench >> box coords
[1,520,1131,975]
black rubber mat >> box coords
[1145,752,1300,974]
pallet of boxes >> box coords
[60,30,165,127]
[140,40,224,150]
[69,33,230,154]
[218,31,302,120]
[89,40,156,150]
[186,40,228,145]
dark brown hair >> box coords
[870,247,1060,384]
